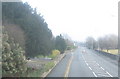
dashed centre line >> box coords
[81,51,113,77]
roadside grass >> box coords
[37,55,45,58]
[102,49,118,55]
[24,68,43,77]
[25,61,55,77]
[23,49,65,77]
[37,54,58,59]
[25,51,59,77]
[43,61,55,72]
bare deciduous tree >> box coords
[98,34,118,50]
[85,34,118,50]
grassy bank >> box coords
[22,49,69,77]
[21,61,54,77]
[102,49,118,55]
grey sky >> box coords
[22,0,119,42]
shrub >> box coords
[52,49,60,57]
[2,31,27,77]
[48,50,60,59]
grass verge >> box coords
[102,49,118,55]
[22,61,55,77]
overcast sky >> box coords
[22,0,119,42]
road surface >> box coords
[47,47,118,77]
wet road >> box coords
[47,47,118,77]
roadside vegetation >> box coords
[23,61,55,77]
[2,2,75,77]
[102,49,118,55]
[85,35,118,55]
[2,28,27,77]
[48,50,60,59]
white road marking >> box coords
[96,63,113,77]
[86,63,88,66]
[106,71,113,77]
[96,63,100,66]
[81,52,96,76]
[81,53,85,61]
[100,67,105,70]
[89,67,92,70]
[81,53,88,66]
[92,72,97,77]
[97,73,110,77]
[81,49,113,77]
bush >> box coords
[25,62,54,77]
[52,50,60,56]
[48,50,60,59]
[2,31,27,77]
[67,46,72,50]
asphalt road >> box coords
[47,47,118,77]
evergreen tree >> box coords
[55,35,67,53]
[2,2,54,57]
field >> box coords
[102,49,118,55]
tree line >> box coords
[2,2,67,57]
[85,34,118,50]
[2,2,76,77]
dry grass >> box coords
[102,49,118,55]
